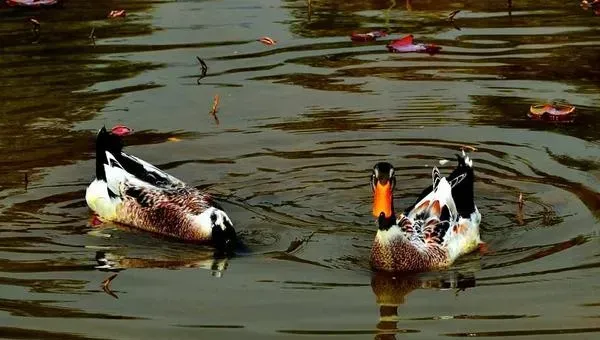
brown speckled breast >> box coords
[370,235,450,272]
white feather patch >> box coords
[85,179,121,220]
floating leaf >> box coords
[386,34,441,55]
[108,10,127,18]
[257,36,277,45]
[528,104,575,122]
[111,124,133,136]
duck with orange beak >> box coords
[370,151,482,272]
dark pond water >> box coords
[1,0,599,339]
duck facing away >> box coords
[370,151,482,272]
[86,127,236,252]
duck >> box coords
[370,151,482,272]
[85,126,236,252]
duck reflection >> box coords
[93,250,229,299]
[371,272,476,339]
[94,251,229,276]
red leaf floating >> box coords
[386,34,442,55]
[108,10,127,18]
[111,125,133,136]
[387,34,414,49]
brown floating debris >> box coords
[257,36,277,46]
[209,94,220,125]
[528,104,575,122]
[350,30,387,42]
[196,56,208,84]
[108,10,127,18]
[101,273,118,299]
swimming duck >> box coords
[85,127,236,252]
[370,151,482,272]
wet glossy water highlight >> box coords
[0,0,599,339]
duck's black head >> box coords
[209,209,237,256]
[371,162,396,225]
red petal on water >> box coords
[111,125,133,136]
[387,34,414,48]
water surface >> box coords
[0,0,599,339]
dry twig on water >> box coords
[460,145,478,152]
[518,193,524,210]
[447,9,461,21]
[89,27,96,45]
[209,94,220,125]
[101,273,119,299]
[196,56,208,84]
[30,18,40,42]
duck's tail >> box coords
[95,127,124,181]
[448,150,475,218]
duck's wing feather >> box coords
[398,171,458,245]
[398,152,476,245]
[104,150,212,213]
[403,152,475,218]
[116,152,186,190]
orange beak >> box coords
[373,181,393,218]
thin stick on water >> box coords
[101,273,119,299]
[209,94,220,125]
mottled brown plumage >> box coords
[86,127,236,250]
[115,187,214,241]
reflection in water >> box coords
[371,272,476,339]
[0,0,599,338]
[94,251,228,276]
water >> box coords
[0,0,599,338]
